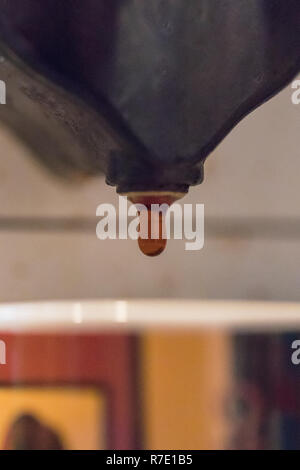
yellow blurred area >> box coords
[0,387,106,450]
[142,332,231,450]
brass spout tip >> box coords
[120,191,186,207]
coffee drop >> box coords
[124,192,186,257]
[138,209,167,257]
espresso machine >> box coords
[0,1,299,197]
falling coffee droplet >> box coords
[124,192,186,257]
[138,209,167,257]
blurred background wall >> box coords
[0,78,299,303]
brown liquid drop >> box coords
[125,192,186,257]
[138,209,167,257]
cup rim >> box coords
[0,299,299,333]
